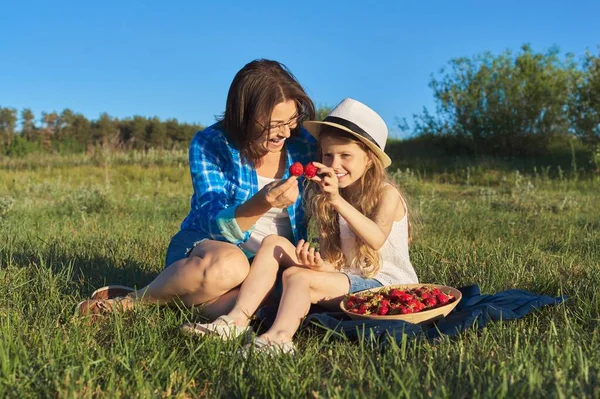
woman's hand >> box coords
[307,162,341,205]
[261,176,299,209]
[295,239,325,270]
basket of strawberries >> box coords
[340,284,462,325]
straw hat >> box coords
[303,98,392,168]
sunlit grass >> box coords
[1,155,599,397]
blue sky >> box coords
[1,0,599,138]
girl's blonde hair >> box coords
[305,127,412,278]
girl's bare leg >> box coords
[259,267,350,344]
[199,288,241,320]
[227,235,301,326]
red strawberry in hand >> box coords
[304,162,318,178]
[289,162,304,177]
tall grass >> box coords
[1,154,599,397]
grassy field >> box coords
[1,151,599,398]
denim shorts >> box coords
[164,230,210,268]
[344,273,384,294]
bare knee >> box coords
[260,234,289,249]
[186,248,250,291]
[282,266,310,286]
[257,234,296,265]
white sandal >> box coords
[239,337,296,357]
[180,315,252,341]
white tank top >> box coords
[240,175,293,254]
[339,196,419,285]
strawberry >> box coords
[413,301,426,312]
[436,293,449,306]
[377,306,390,315]
[304,162,318,178]
[401,306,413,314]
[398,293,413,303]
[424,297,437,308]
[289,162,304,177]
[408,299,420,308]
[390,293,402,303]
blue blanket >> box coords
[256,285,566,346]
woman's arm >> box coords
[235,177,300,231]
[189,131,300,242]
[188,133,244,243]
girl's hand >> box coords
[295,239,324,270]
[306,161,341,204]
[260,176,299,209]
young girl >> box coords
[181,98,418,354]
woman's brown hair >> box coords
[220,59,315,165]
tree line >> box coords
[1,44,599,158]
[0,109,204,156]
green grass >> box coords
[1,156,599,398]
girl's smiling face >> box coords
[320,135,372,189]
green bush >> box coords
[4,136,40,157]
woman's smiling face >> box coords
[258,99,299,154]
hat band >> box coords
[323,116,381,149]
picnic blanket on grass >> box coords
[255,285,566,346]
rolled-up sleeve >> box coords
[215,207,246,241]
[188,134,248,243]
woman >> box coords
[77,59,317,319]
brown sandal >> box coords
[90,285,135,300]
[75,296,134,320]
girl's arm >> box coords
[331,185,403,251]
[310,162,404,251]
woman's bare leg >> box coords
[259,267,350,344]
[132,240,250,318]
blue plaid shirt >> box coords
[180,122,317,251]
